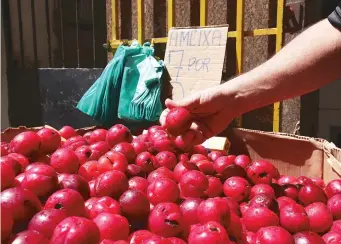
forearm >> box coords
[222,19,341,116]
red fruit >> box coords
[78,160,101,181]
[174,130,196,152]
[173,161,199,183]
[147,178,180,205]
[8,153,29,170]
[58,174,90,200]
[296,176,314,186]
[131,140,148,155]
[327,194,341,220]
[213,156,234,174]
[89,129,107,144]
[167,237,186,244]
[29,152,51,165]
[50,148,80,174]
[149,130,168,143]
[129,176,149,194]
[298,183,327,206]
[21,164,59,197]
[325,179,341,199]
[1,142,9,156]
[207,151,227,162]
[126,164,145,178]
[226,212,245,243]
[94,170,129,199]
[9,230,49,243]
[224,197,241,216]
[223,176,251,203]
[112,142,136,164]
[234,154,251,169]
[147,167,175,183]
[293,231,325,244]
[83,131,92,144]
[51,216,100,243]
[277,196,297,209]
[311,177,325,189]
[84,197,120,219]
[148,125,164,137]
[196,160,215,175]
[9,131,41,157]
[179,170,209,198]
[192,145,208,156]
[282,184,299,200]
[331,219,341,233]
[323,231,341,244]
[93,213,129,241]
[152,137,176,153]
[62,135,87,151]
[190,154,208,163]
[278,175,297,185]
[1,206,13,241]
[148,202,183,237]
[28,209,68,239]
[179,198,203,237]
[243,207,279,232]
[155,151,177,170]
[246,231,256,244]
[135,152,156,174]
[1,156,22,175]
[305,202,333,233]
[119,189,150,219]
[205,176,223,198]
[177,153,189,162]
[44,189,85,217]
[256,226,294,244]
[37,128,61,154]
[59,126,77,139]
[164,108,192,136]
[279,203,310,233]
[89,180,96,197]
[0,187,41,223]
[188,221,230,244]
[250,184,275,199]
[249,194,279,214]
[197,197,231,227]
[75,145,96,164]
[246,160,279,184]
[98,151,128,173]
[106,124,132,147]
[128,230,154,243]
[90,141,111,158]
[0,161,15,191]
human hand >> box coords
[159,85,237,144]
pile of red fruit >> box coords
[1,108,341,244]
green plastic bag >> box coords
[77,41,164,127]
[118,44,165,122]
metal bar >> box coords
[273,0,284,132]
[59,0,65,67]
[45,0,52,67]
[200,0,207,26]
[111,0,118,41]
[31,0,39,68]
[91,0,96,67]
[235,0,245,127]
[75,0,80,68]
[137,0,144,44]
[167,0,174,31]
[17,0,25,68]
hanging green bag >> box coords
[118,42,165,122]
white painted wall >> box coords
[318,79,341,145]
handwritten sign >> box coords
[164,25,229,101]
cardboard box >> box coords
[2,126,340,183]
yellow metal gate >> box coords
[109,0,285,132]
